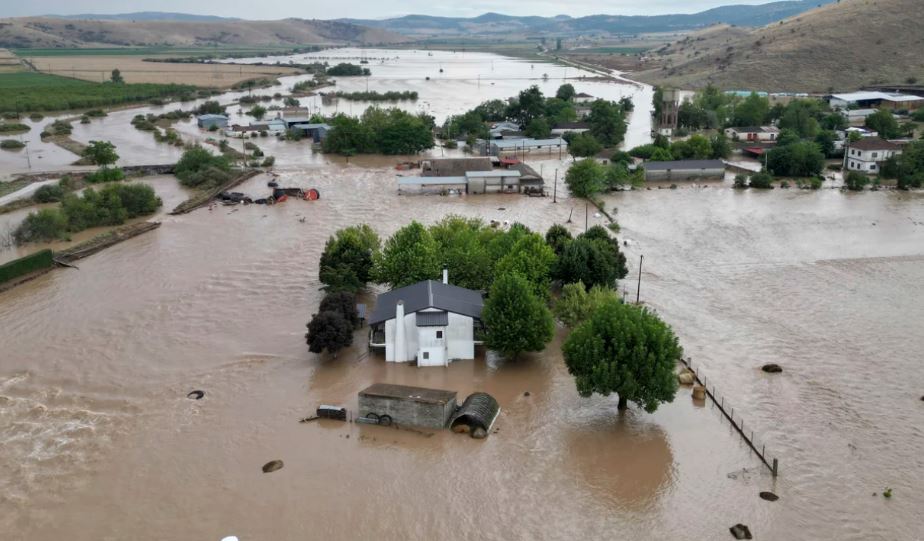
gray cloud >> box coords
[1,0,787,19]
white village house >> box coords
[724,126,780,142]
[844,138,903,173]
[368,272,484,367]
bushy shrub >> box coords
[0,139,25,150]
[174,146,232,188]
[84,167,126,184]
[33,183,66,202]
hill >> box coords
[341,1,835,37]
[632,0,924,92]
[0,17,405,49]
[45,12,240,22]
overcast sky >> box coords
[0,1,790,19]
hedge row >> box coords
[0,249,54,284]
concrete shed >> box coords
[358,383,458,429]
[643,160,726,182]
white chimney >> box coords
[394,300,406,362]
[442,269,449,285]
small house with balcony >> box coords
[368,271,484,367]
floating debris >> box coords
[759,491,779,502]
[762,363,783,373]
[729,523,753,539]
[262,460,284,473]
[883,488,893,498]
[299,416,319,423]
[186,390,205,400]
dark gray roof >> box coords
[368,280,483,325]
[450,392,500,432]
[416,311,449,327]
[360,383,457,405]
[644,160,726,171]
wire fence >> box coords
[680,357,779,477]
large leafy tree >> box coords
[318,291,359,327]
[555,235,625,289]
[545,224,573,256]
[373,221,441,288]
[554,281,621,327]
[778,99,823,138]
[556,83,576,101]
[587,99,627,147]
[429,215,494,290]
[83,140,119,167]
[305,310,354,355]
[767,140,825,177]
[565,158,606,198]
[483,273,554,359]
[567,132,602,160]
[494,233,557,300]
[319,224,380,292]
[732,92,770,127]
[864,109,900,139]
[563,299,681,412]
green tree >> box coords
[82,140,119,167]
[174,145,232,188]
[512,85,546,126]
[319,224,380,292]
[649,147,673,161]
[494,233,557,300]
[748,170,774,189]
[814,130,838,158]
[567,132,602,160]
[556,83,576,101]
[732,92,770,127]
[13,208,68,243]
[865,109,900,139]
[249,105,267,120]
[318,291,360,327]
[563,299,682,412]
[844,171,870,191]
[778,99,822,138]
[710,133,731,159]
[429,215,494,291]
[373,221,441,288]
[588,99,627,147]
[554,281,621,327]
[565,158,606,198]
[305,311,353,355]
[604,162,643,190]
[111,69,124,84]
[678,101,708,130]
[483,273,554,359]
[545,224,572,256]
[322,114,373,155]
[525,117,551,138]
[556,235,626,289]
[767,141,824,177]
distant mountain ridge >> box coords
[44,12,240,22]
[340,1,837,37]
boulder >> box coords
[729,524,752,540]
[759,491,779,502]
[761,363,783,373]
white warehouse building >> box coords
[368,272,484,367]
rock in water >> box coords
[729,523,753,539]
[262,460,284,473]
[471,427,487,439]
[759,491,779,501]
[761,363,783,373]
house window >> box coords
[872,152,878,158]
[871,164,877,170]
[436,330,443,339]
[422,352,430,360]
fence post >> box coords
[772,458,779,477]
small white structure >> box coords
[573,92,595,104]
[551,122,590,136]
[724,126,780,142]
[828,91,924,111]
[844,138,903,173]
[368,271,483,367]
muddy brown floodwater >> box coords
[1,49,923,540]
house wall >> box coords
[446,313,474,360]
[357,395,456,429]
[645,168,726,182]
[385,311,475,364]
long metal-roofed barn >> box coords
[642,159,726,182]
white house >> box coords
[844,138,903,173]
[368,272,484,367]
[724,126,780,142]
[551,122,590,136]
[573,92,595,104]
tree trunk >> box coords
[617,396,628,411]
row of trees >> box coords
[564,157,644,199]
[881,140,924,189]
[322,107,435,155]
[629,133,730,162]
[14,183,161,243]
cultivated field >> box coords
[0,72,194,112]
[23,55,303,87]
[0,48,23,72]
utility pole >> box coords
[553,169,558,203]
[636,255,644,304]
[584,202,588,232]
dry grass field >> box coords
[0,48,23,72]
[24,55,302,87]
[633,0,924,92]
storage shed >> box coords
[450,393,500,436]
[358,383,458,429]
[197,114,229,130]
[643,160,726,182]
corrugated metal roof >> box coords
[360,383,457,405]
[398,176,467,186]
[643,160,726,171]
[416,311,448,327]
[491,138,567,149]
[464,170,521,179]
[369,280,483,325]
[450,393,500,432]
